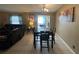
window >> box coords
[10,15,23,24]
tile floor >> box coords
[1,32,73,54]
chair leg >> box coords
[34,36,36,49]
[47,40,49,51]
[51,40,53,48]
[40,40,42,52]
[52,41,53,48]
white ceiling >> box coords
[0,4,63,12]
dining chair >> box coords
[40,31,50,52]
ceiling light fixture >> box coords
[42,4,49,12]
[43,8,48,12]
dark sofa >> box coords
[0,24,26,50]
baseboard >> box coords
[55,33,76,54]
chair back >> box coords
[40,31,49,41]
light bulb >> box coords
[44,8,48,12]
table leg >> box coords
[34,36,36,49]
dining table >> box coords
[33,30,55,49]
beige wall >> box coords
[56,4,79,53]
[0,12,9,27]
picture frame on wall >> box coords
[59,7,75,23]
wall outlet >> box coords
[73,45,75,49]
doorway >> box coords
[37,15,50,32]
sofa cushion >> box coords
[12,28,19,31]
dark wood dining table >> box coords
[33,31,55,49]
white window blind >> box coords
[10,16,22,24]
